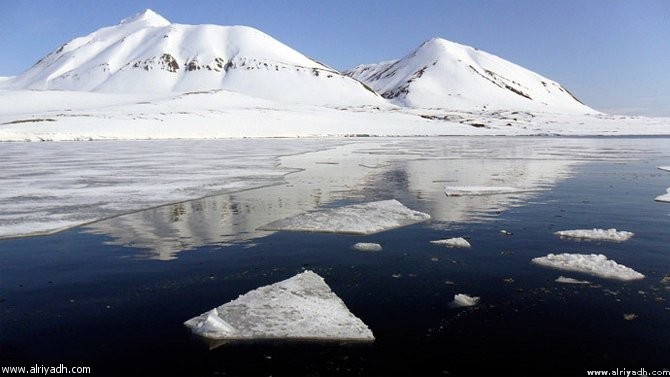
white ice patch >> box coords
[430,237,471,248]
[261,199,430,235]
[658,166,670,172]
[444,186,528,196]
[184,271,374,341]
[452,294,480,307]
[532,253,645,281]
[555,276,590,284]
[353,242,382,252]
[655,188,670,203]
[554,228,634,242]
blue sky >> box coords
[1,0,668,116]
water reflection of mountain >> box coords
[84,138,618,260]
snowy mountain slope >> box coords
[345,38,594,113]
[2,10,384,106]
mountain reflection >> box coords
[83,138,626,260]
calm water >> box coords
[1,137,669,376]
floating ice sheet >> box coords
[451,294,480,307]
[430,237,471,248]
[443,186,529,196]
[658,166,670,172]
[655,188,670,203]
[184,271,374,341]
[554,228,634,242]
[353,242,383,251]
[532,253,644,281]
[555,276,590,284]
[261,199,430,235]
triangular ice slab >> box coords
[184,271,374,341]
[261,199,430,235]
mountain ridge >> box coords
[3,9,591,112]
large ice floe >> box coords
[658,166,670,172]
[261,199,430,235]
[184,271,374,342]
[655,188,670,203]
[443,186,529,196]
[430,237,471,248]
[554,228,634,242]
[532,253,644,281]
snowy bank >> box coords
[184,271,374,341]
[532,253,644,281]
[554,228,634,242]
[430,237,471,248]
[261,199,430,235]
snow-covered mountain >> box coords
[2,10,383,106]
[345,38,593,113]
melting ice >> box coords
[430,237,471,248]
[261,199,430,235]
[554,228,634,242]
[184,271,374,341]
[532,253,644,281]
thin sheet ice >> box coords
[353,243,383,251]
[554,228,634,242]
[261,199,430,235]
[184,271,374,341]
[532,253,644,281]
[656,188,670,203]
[443,186,529,196]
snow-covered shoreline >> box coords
[1,89,668,141]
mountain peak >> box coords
[120,9,170,27]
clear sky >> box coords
[1,0,668,116]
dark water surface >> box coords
[1,137,669,376]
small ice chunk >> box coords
[532,253,645,281]
[430,237,471,248]
[184,271,374,341]
[658,166,670,172]
[655,188,670,203]
[261,199,430,235]
[353,242,382,252]
[555,276,590,284]
[444,186,527,196]
[452,293,480,307]
[554,228,634,242]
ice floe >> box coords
[658,166,670,172]
[353,242,383,251]
[532,253,645,281]
[261,199,430,235]
[554,228,634,242]
[184,271,374,341]
[451,294,480,307]
[444,186,528,196]
[430,237,471,248]
[555,276,590,284]
[655,188,670,203]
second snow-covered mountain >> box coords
[345,38,593,113]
